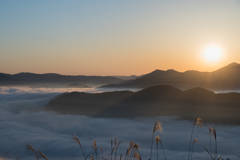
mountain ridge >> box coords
[1,62,240,89]
[100,62,240,90]
[0,72,124,87]
[47,85,240,125]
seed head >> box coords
[134,153,141,160]
[153,121,163,134]
[92,140,97,150]
[193,138,199,145]
[129,141,135,149]
[133,143,140,150]
[155,136,160,145]
[72,133,82,148]
[25,144,38,160]
[36,149,48,160]
[194,118,203,128]
[115,137,118,146]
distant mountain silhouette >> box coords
[13,72,122,83]
[2,62,240,89]
[210,62,240,88]
[67,83,92,88]
[0,73,19,83]
[47,85,240,125]
[101,62,240,90]
[0,72,123,87]
[113,75,138,80]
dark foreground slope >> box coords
[47,85,240,125]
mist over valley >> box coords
[0,86,240,160]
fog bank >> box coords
[0,87,239,160]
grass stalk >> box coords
[156,142,158,160]
[150,132,154,160]
[209,127,213,160]
[188,126,194,160]
[111,139,113,160]
[72,134,86,160]
[188,118,203,160]
[36,149,49,160]
[150,121,163,160]
[25,144,39,160]
[160,141,166,160]
[191,138,199,160]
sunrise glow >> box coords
[203,45,223,63]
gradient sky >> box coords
[1,0,240,76]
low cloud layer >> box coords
[0,86,139,95]
[0,87,240,160]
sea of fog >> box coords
[0,87,240,160]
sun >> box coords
[203,45,223,62]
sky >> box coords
[1,0,240,76]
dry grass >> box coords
[126,148,130,155]
[153,121,163,134]
[134,153,141,160]
[205,127,218,160]
[155,135,166,160]
[92,140,98,160]
[155,136,160,145]
[120,153,123,160]
[100,146,103,157]
[193,138,199,145]
[188,118,203,160]
[150,120,163,160]
[194,118,203,128]
[37,149,49,160]
[92,140,97,150]
[25,144,38,160]
[72,133,86,160]
[23,118,237,160]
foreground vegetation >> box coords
[24,118,239,160]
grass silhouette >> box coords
[24,118,239,160]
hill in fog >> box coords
[47,85,240,125]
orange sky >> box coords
[1,0,240,76]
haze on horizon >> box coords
[1,0,240,76]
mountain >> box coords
[113,75,138,80]
[2,62,240,89]
[67,83,92,88]
[101,69,180,88]
[47,85,240,125]
[101,62,240,90]
[0,73,19,84]
[12,72,122,83]
[0,72,124,87]
[210,62,240,88]
[134,69,179,81]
